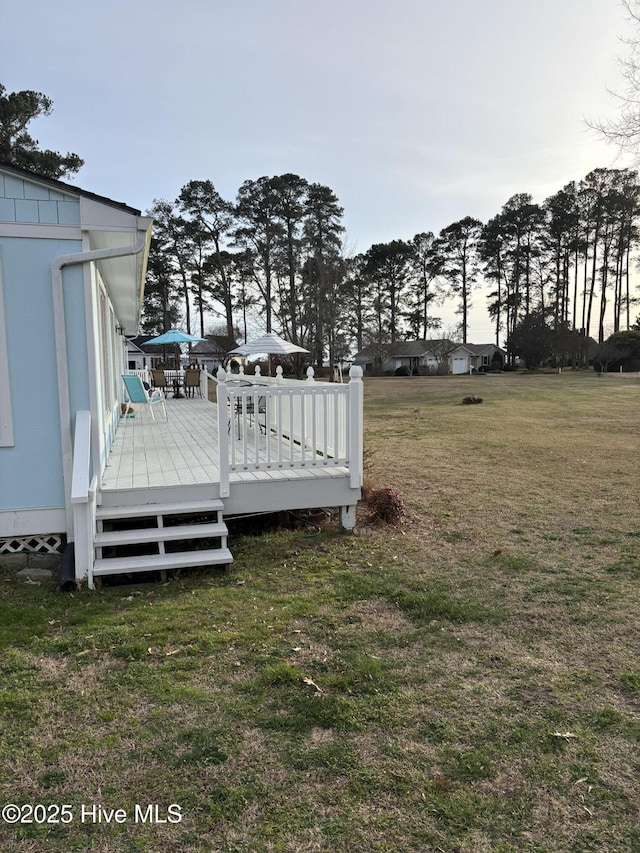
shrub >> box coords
[395,366,411,376]
[362,484,406,524]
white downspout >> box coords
[52,235,148,539]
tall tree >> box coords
[234,177,283,333]
[270,173,309,346]
[0,84,83,178]
[438,217,483,344]
[178,179,235,338]
[480,214,508,347]
[407,232,443,338]
[141,235,181,335]
[147,199,196,335]
[362,240,414,343]
[303,182,345,371]
[590,2,640,156]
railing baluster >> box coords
[217,378,356,480]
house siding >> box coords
[0,174,80,226]
[0,235,83,517]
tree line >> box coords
[2,84,639,369]
[144,165,640,370]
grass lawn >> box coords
[1,370,640,852]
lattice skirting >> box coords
[0,534,64,555]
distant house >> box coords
[128,335,167,369]
[190,335,239,373]
[126,338,150,371]
[354,340,506,375]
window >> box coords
[0,256,14,446]
[98,287,118,417]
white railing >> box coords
[71,410,98,587]
[215,365,363,499]
[125,368,151,383]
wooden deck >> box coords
[102,396,221,493]
[101,396,358,518]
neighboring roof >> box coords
[0,160,142,216]
[191,335,239,356]
[355,339,457,359]
[130,335,163,353]
[462,343,506,355]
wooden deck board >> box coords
[102,397,221,493]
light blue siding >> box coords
[4,176,25,198]
[57,201,81,226]
[37,201,59,224]
[0,172,80,226]
[23,183,50,200]
[0,199,14,220]
[14,199,39,222]
[0,236,83,511]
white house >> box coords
[354,340,506,374]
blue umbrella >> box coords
[146,329,206,345]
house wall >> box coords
[0,172,80,226]
[0,235,83,534]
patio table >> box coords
[165,370,185,398]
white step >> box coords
[93,548,233,577]
[96,499,224,520]
[95,522,228,548]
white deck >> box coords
[102,397,221,492]
[101,396,355,507]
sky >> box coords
[2,0,637,339]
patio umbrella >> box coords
[145,329,206,346]
[145,329,206,389]
[229,332,309,356]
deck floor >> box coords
[102,396,221,493]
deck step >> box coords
[93,548,233,577]
[96,499,224,520]
[95,522,227,547]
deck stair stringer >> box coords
[91,498,232,588]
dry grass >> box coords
[1,370,640,851]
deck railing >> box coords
[215,365,363,499]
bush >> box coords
[395,366,411,376]
[361,484,406,524]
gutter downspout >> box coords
[52,235,148,539]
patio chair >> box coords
[184,368,201,397]
[122,374,167,422]
[227,380,267,437]
[151,369,169,392]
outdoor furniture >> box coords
[184,368,201,397]
[164,369,185,398]
[122,374,167,422]
[226,380,267,437]
[151,369,169,392]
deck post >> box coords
[348,365,363,489]
[199,368,209,399]
[216,367,230,498]
[340,504,356,530]
[70,411,97,585]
